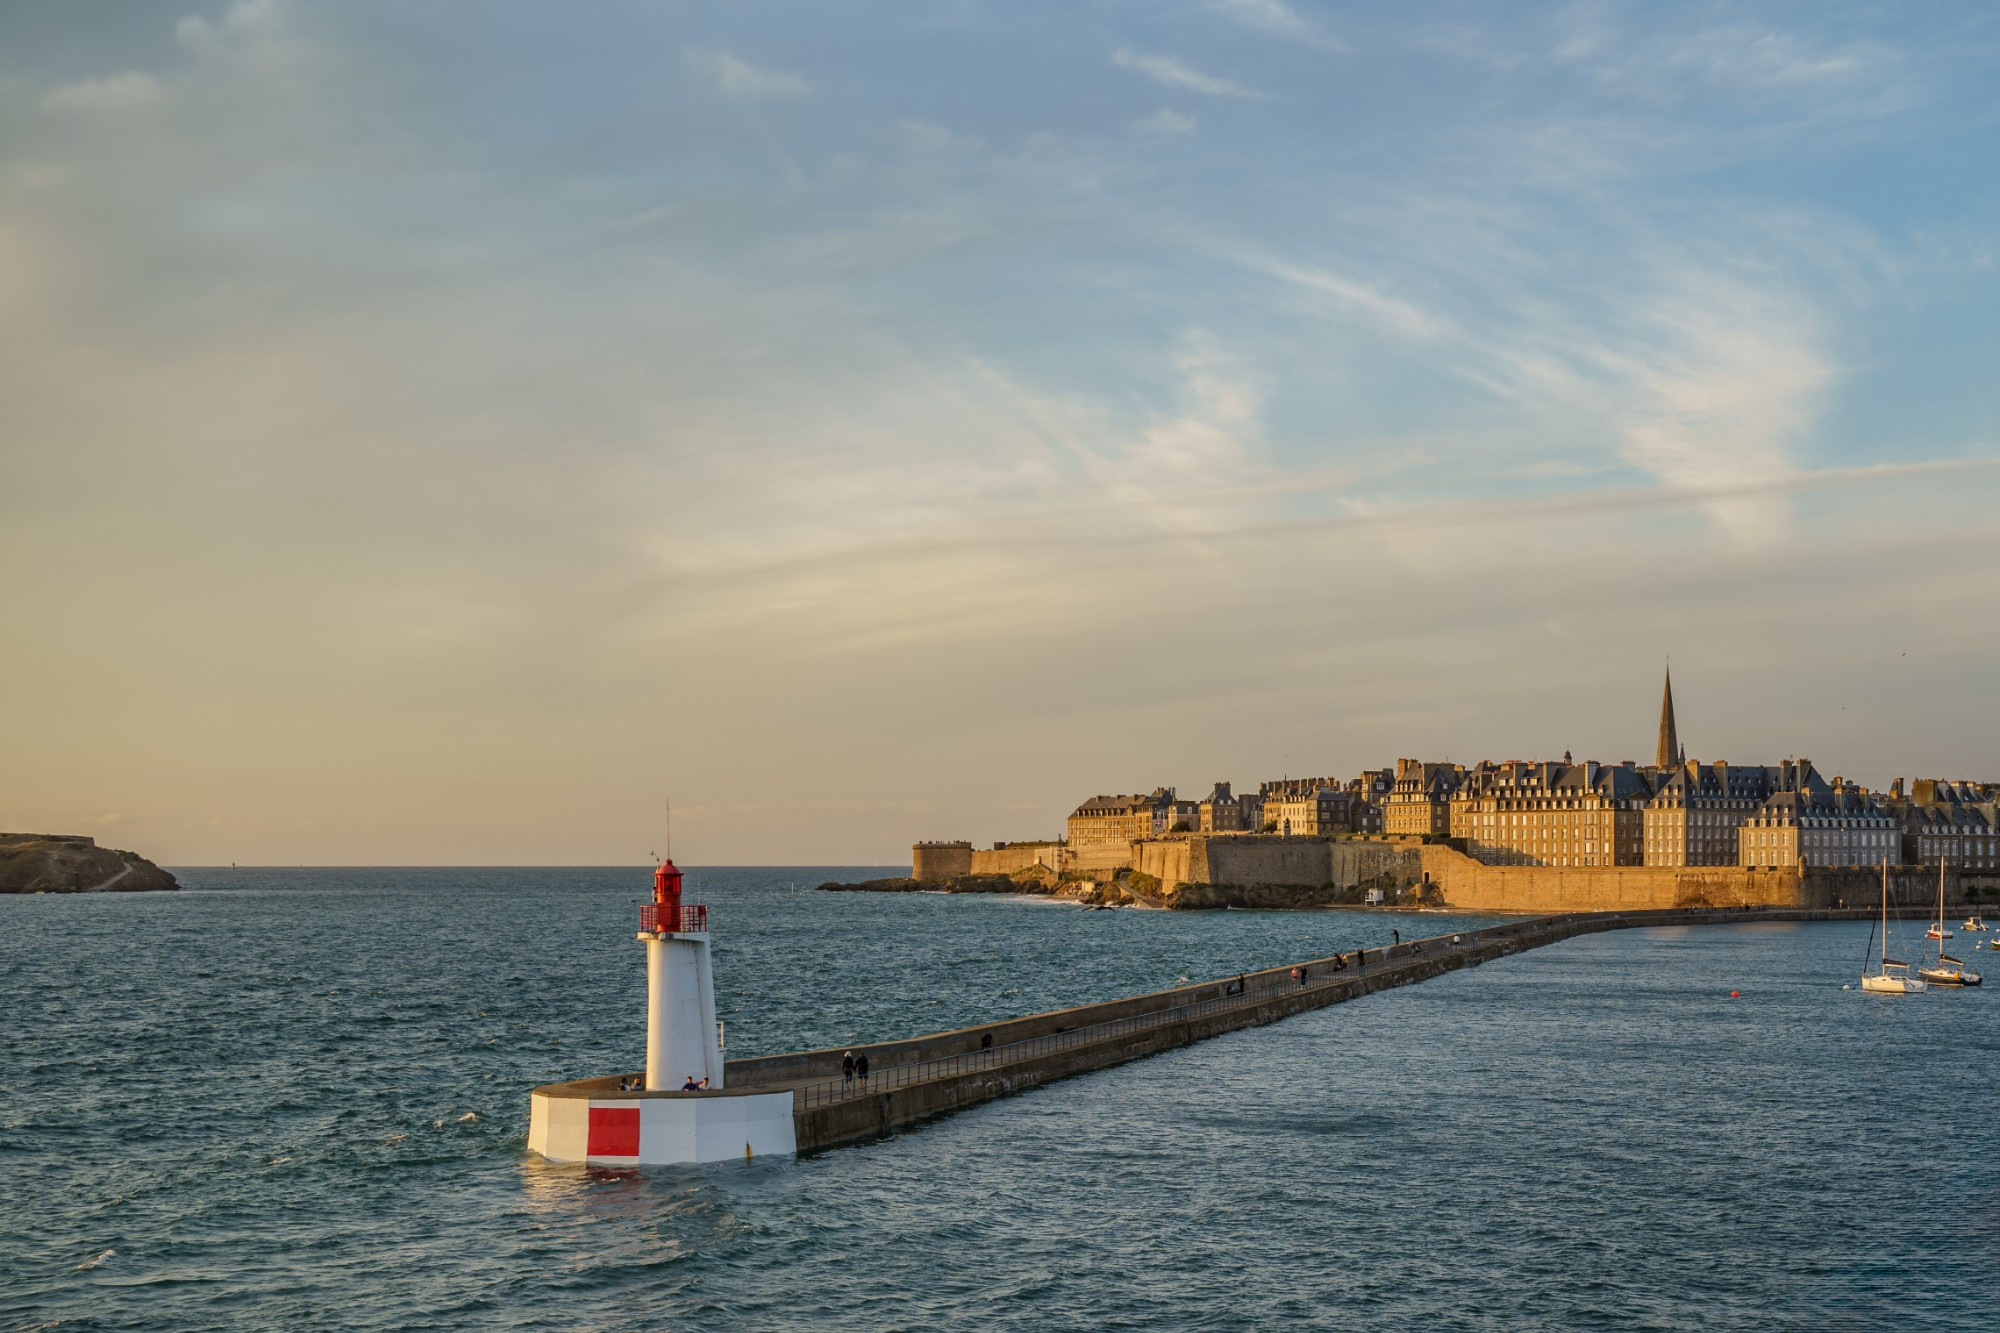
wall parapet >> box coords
[1127,835,1998,913]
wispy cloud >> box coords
[41,72,164,114]
[1658,26,1882,88]
[1112,48,1265,98]
[1595,273,1831,542]
[1411,23,1528,72]
[176,0,307,79]
[1081,333,1269,539]
[1134,108,1197,134]
[1213,0,1346,52]
[689,49,809,98]
[1251,257,1456,342]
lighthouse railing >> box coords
[640,903,708,934]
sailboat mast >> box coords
[1881,860,1889,966]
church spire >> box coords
[1656,668,1682,768]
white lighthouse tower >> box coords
[526,838,798,1166]
[640,854,723,1091]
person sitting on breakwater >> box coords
[855,1052,870,1086]
[1298,965,1309,986]
[842,1051,856,1086]
[1332,953,1346,972]
[980,1033,993,1051]
[681,1075,700,1092]
[1290,967,1301,986]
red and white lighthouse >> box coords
[528,835,798,1166]
[639,855,723,1091]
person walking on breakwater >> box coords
[1393,929,1400,945]
[856,1052,870,1087]
[842,1051,855,1087]
[1290,967,1300,986]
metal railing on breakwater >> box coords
[796,962,1377,1109]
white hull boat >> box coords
[1861,862,1925,995]
[1920,862,1981,986]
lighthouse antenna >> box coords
[664,799,673,863]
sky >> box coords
[4,1,1999,866]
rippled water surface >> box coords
[4,868,1996,1330]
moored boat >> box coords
[1919,861,1982,987]
[1861,861,1927,995]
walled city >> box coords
[911,672,2000,913]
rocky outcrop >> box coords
[817,874,1033,895]
[1154,880,1374,910]
[820,863,1396,912]
[0,834,178,894]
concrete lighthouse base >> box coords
[529,1076,797,1166]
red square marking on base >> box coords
[587,1106,641,1158]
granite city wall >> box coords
[969,842,1065,876]
[1127,835,1997,914]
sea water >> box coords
[2,868,1995,1329]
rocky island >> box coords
[0,834,178,894]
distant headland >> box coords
[0,834,177,894]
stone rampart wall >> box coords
[1412,845,1991,913]
[969,842,1064,876]
[1139,836,1420,894]
[1070,841,1136,874]
[1411,846,1805,911]
[1128,835,1999,913]
[1174,836,1335,888]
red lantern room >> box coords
[642,858,704,934]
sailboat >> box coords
[1861,861,1926,994]
[1919,860,1982,988]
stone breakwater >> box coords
[734,906,1893,1153]
[0,834,178,894]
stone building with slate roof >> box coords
[1065,788,1188,866]
[1737,767,1900,869]
[1893,779,2000,870]
[1451,759,1657,867]
[1385,759,1463,836]
[1642,760,1786,867]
